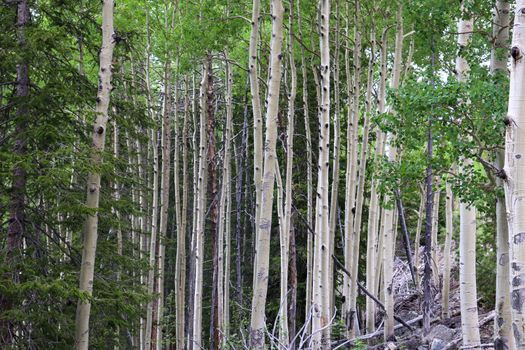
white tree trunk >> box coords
[74,2,115,348]
[366,26,389,332]
[344,0,361,336]
[363,29,377,335]
[442,181,454,319]
[490,1,513,348]
[431,184,441,287]
[297,0,314,324]
[191,64,208,350]
[414,185,425,287]
[456,3,481,346]
[249,0,263,286]
[328,0,341,317]
[382,7,403,341]
[505,1,525,346]
[311,0,331,347]
[249,0,284,347]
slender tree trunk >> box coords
[278,2,297,345]
[297,0,314,325]
[216,54,233,347]
[312,0,331,346]
[344,0,361,336]
[414,185,425,287]
[288,214,297,349]
[175,75,189,350]
[456,2,481,346]
[431,184,441,287]
[204,53,220,350]
[491,1,513,348]
[191,64,208,350]
[442,181,454,319]
[366,26,389,334]
[328,0,341,318]
[504,0,525,346]
[7,0,29,264]
[154,52,174,350]
[74,2,115,348]
[360,29,376,335]
[381,8,403,341]
[249,1,284,347]
[3,0,30,343]
[186,73,198,350]
[145,126,160,350]
[235,81,249,306]
[249,0,263,287]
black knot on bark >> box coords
[511,46,521,60]
[96,126,104,135]
[504,116,511,126]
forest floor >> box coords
[343,246,495,350]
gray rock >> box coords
[430,339,446,350]
[427,324,456,342]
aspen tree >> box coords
[249,0,284,346]
[504,0,525,345]
[343,0,360,336]
[490,1,513,347]
[362,30,377,334]
[74,1,115,348]
[456,2,481,346]
[297,0,314,323]
[431,185,441,286]
[279,0,297,344]
[192,64,208,350]
[442,181,453,319]
[414,185,425,287]
[187,73,198,349]
[144,127,160,350]
[175,75,190,350]
[328,0,341,316]
[312,0,331,346]
[249,0,263,276]
[366,26,389,332]
[171,73,181,349]
[155,48,175,350]
[382,6,403,341]
[345,1,361,337]
[217,54,233,346]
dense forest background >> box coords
[0,0,521,349]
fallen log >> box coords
[332,255,415,333]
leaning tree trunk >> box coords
[74,1,115,349]
[249,0,284,347]
[456,2,481,346]
[312,0,331,346]
[505,0,525,346]
[490,1,513,348]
